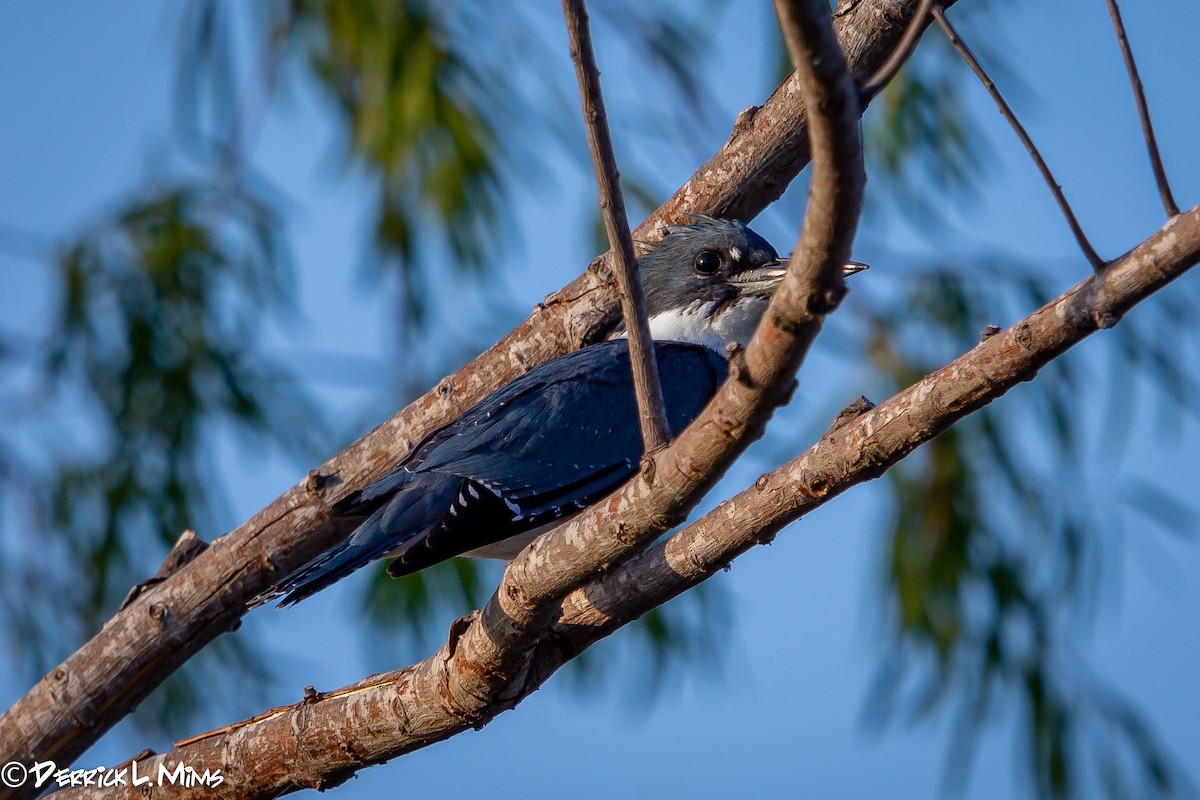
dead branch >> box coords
[1104,0,1179,218]
[551,204,1200,644]
[54,205,1200,800]
[932,5,1107,272]
[562,0,670,450]
[0,1,941,788]
[857,0,934,99]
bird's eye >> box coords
[693,250,721,275]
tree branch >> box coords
[56,203,1200,800]
[857,0,934,100]
[562,0,670,450]
[1104,0,1179,218]
[550,204,1200,645]
[0,0,938,785]
[52,0,863,794]
[932,4,1107,273]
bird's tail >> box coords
[254,473,457,608]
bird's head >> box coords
[634,215,864,351]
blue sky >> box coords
[1,1,1197,798]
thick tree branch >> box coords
[0,0,936,786]
[562,0,670,450]
[51,1,865,795]
[465,0,860,688]
[1104,0,1179,218]
[58,206,1200,800]
[550,205,1200,645]
[932,5,1107,272]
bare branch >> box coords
[932,5,1107,272]
[451,0,861,733]
[858,0,934,99]
[52,1,864,795]
[0,1,937,783]
[561,0,670,451]
[552,204,1200,644]
[1105,0,1179,218]
[772,0,807,71]
[57,202,1200,800]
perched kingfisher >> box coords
[267,216,863,606]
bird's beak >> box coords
[728,263,788,294]
[730,258,869,295]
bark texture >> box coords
[51,205,1200,800]
[562,0,671,450]
[51,0,867,794]
[0,0,941,791]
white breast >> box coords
[644,298,769,351]
[461,520,562,560]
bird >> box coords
[264,216,864,607]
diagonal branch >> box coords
[51,2,865,796]
[562,0,670,450]
[56,212,1200,800]
[0,0,935,785]
[857,0,934,100]
[1104,0,1179,218]
[471,0,861,672]
[550,204,1200,646]
[932,4,1107,273]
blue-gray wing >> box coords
[408,340,727,520]
[270,340,729,597]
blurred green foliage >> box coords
[857,258,1197,798]
[843,6,1199,795]
[1,181,314,727]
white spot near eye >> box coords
[730,247,742,262]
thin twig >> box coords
[772,0,806,72]
[858,0,934,100]
[1105,0,1179,218]
[561,0,671,451]
[932,5,1107,272]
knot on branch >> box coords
[587,253,613,283]
[639,453,657,485]
[806,282,848,316]
[1015,323,1035,351]
[732,105,760,137]
[1092,309,1121,329]
[724,342,754,386]
[827,396,875,435]
[307,470,338,496]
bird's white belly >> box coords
[461,519,564,560]
[644,298,769,350]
